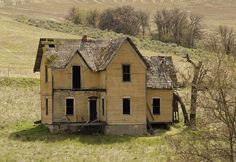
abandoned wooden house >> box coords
[33,36,178,135]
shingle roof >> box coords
[34,37,177,89]
[34,37,147,72]
[145,56,177,89]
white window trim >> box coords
[65,97,75,116]
[152,97,160,115]
[122,96,132,115]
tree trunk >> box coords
[189,62,202,127]
[173,92,190,125]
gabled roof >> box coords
[33,37,148,72]
[144,56,177,89]
[33,37,177,89]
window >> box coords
[45,65,48,82]
[123,98,131,115]
[153,98,160,115]
[66,98,74,115]
[48,44,55,48]
[45,98,48,115]
[122,64,131,82]
[72,66,81,89]
[102,98,105,116]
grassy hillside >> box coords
[1,0,236,30]
[0,16,80,77]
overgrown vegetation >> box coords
[154,9,201,48]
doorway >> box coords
[89,99,97,121]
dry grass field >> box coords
[1,0,236,30]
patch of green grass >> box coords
[0,77,39,88]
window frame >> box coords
[122,64,131,82]
[72,65,81,89]
[45,97,48,116]
[65,97,75,116]
[152,97,160,115]
[102,97,105,116]
[45,65,48,83]
[122,97,132,115]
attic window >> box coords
[49,44,55,48]
[122,64,131,82]
[41,38,46,41]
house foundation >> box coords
[105,124,147,135]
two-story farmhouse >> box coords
[34,36,177,135]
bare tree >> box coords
[138,10,149,38]
[154,8,201,47]
[86,9,99,27]
[205,25,235,55]
[169,54,236,162]
[171,9,188,46]
[186,15,202,48]
[66,7,82,24]
[218,25,235,55]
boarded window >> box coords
[45,65,48,82]
[102,98,105,116]
[123,98,131,115]
[153,98,160,115]
[45,98,48,115]
[72,66,81,89]
[122,64,131,82]
[66,98,74,115]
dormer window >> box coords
[122,64,131,82]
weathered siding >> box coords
[53,91,103,123]
[99,94,107,122]
[40,55,53,124]
[106,40,147,124]
[53,54,100,89]
[147,88,173,123]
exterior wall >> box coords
[105,124,146,135]
[99,94,107,122]
[106,40,147,125]
[40,55,53,124]
[147,88,173,123]
[52,54,100,89]
[53,91,103,123]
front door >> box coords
[89,99,97,121]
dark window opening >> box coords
[73,66,81,89]
[66,98,74,115]
[45,98,48,115]
[47,38,54,41]
[122,64,131,82]
[123,98,131,115]
[153,98,160,115]
[45,65,48,82]
[49,44,55,48]
[102,98,105,116]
